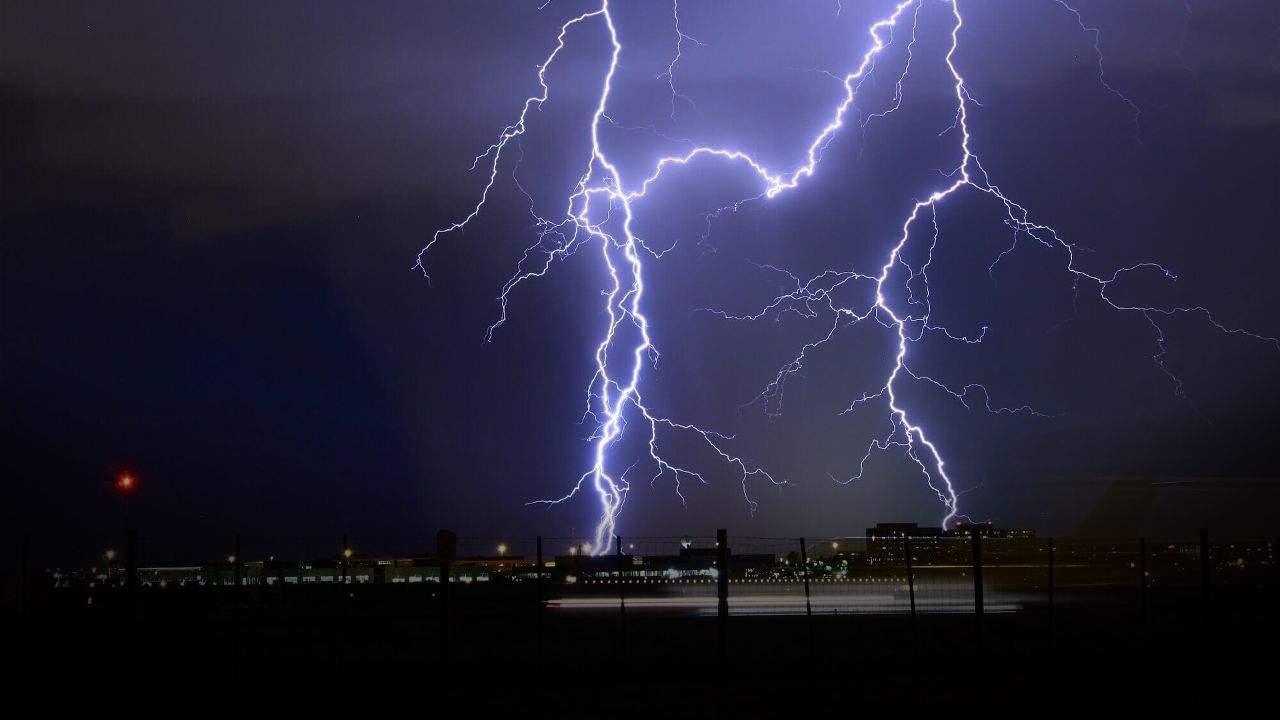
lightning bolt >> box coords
[1053,0,1142,140]
[418,0,1278,553]
[656,0,705,121]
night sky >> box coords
[4,0,1279,555]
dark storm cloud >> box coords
[1,0,607,235]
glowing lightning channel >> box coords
[1053,0,1143,139]
[656,0,705,121]
[419,0,1278,551]
[422,1,796,555]
[708,0,1276,527]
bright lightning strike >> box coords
[418,0,1278,553]
[656,0,705,121]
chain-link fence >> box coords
[4,529,1277,675]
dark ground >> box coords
[7,577,1277,700]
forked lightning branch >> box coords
[418,1,1278,555]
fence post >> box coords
[17,534,29,668]
[437,529,456,643]
[971,529,983,645]
[337,534,348,667]
[616,535,627,659]
[231,533,243,682]
[341,534,348,586]
[717,529,729,659]
[1047,537,1055,655]
[799,537,813,650]
[1199,527,1210,662]
[535,536,544,654]
[1139,536,1147,656]
[903,534,917,637]
[234,535,243,592]
[125,528,138,672]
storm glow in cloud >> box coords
[418,0,1278,554]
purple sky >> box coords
[4,1,1278,560]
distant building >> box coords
[866,522,943,540]
[550,545,776,581]
[947,520,1036,539]
[866,523,949,566]
[864,521,1037,565]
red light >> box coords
[116,473,136,492]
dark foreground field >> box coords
[7,578,1278,695]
